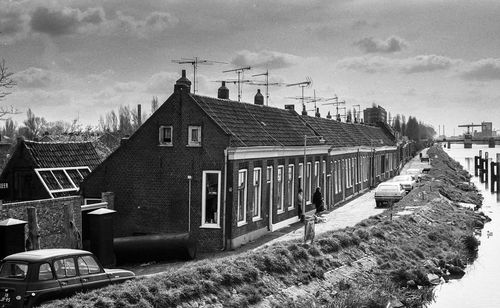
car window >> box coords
[0,262,28,280]
[38,263,54,281]
[77,256,101,275]
[54,258,77,278]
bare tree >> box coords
[0,59,18,118]
[151,96,159,114]
[22,108,47,140]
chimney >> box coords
[254,89,264,105]
[336,113,341,122]
[326,111,332,119]
[284,104,295,111]
[174,70,191,93]
[315,108,320,118]
[137,104,142,127]
[218,81,229,99]
[301,105,307,116]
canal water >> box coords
[429,144,500,308]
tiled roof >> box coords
[22,140,103,169]
[190,94,323,147]
[189,93,395,148]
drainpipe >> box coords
[222,148,228,251]
[187,175,192,233]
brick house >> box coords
[0,139,102,201]
[81,70,400,252]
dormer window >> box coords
[159,126,173,146]
[188,126,202,147]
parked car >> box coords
[0,249,134,308]
[374,182,406,207]
[390,175,416,192]
[405,168,423,182]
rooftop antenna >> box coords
[172,57,227,93]
[321,95,345,120]
[286,77,313,112]
[223,66,251,102]
[251,70,282,106]
[353,104,361,123]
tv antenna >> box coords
[322,95,345,121]
[222,66,251,102]
[172,57,227,94]
[286,77,312,112]
[250,70,282,106]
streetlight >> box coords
[302,135,326,220]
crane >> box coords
[172,57,227,94]
[222,66,251,102]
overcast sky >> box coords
[1,0,500,136]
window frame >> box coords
[159,125,173,146]
[252,168,262,221]
[237,169,248,227]
[287,164,295,210]
[201,170,222,228]
[277,165,285,213]
[187,125,202,147]
[306,162,312,203]
[35,167,91,198]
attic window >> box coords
[35,167,91,198]
[159,126,173,146]
[187,126,201,147]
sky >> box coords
[1,0,500,136]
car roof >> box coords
[378,182,401,187]
[2,249,92,263]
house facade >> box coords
[81,70,404,252]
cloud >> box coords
[231,50,301,69]
[460,58,500,81]
[337,54,458,74]
[354,36,407,53]
[14,67,60,88]
[30,6,81,36]
[145,72,178,93]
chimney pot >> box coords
[218,81,229,99]
[315,108,320,118]
[174,69,192,93]
[254,89,264,105]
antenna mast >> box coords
[251,70,282,106]
[223,66,251,102]
[286,77,313,112]
[322,95,345,120]
[172,57,226,93]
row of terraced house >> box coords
[73,70,413,252]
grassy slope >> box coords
[43,146,488,308]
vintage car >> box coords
[390,175,416,192]
[405,168,423,182]
[0,249,135,308]
[374,182,406,207]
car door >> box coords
[76,255,110,291]
[53,257,82,297]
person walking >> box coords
[313,187,324,214]
[297,188,304,221]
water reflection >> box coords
[429,144,500,308]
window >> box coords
[0,183,8,189]
[77,255,101,276]
[35,167,92,198]
[54,258,76,278]
[306,162,312,203]
[314,161,320,189]
[38,263,53,281]
[188,126,202,147]
[252,168,262,221]
[277,166,284,212]
[159,125,173,146]
[237,170,247,226]
[322,160,327,192]
[298,163,303,191]
[202,171,221,227]
[287,164,295,209]
[0,262,28,279]
[334,161,338,194]
[267,166,273,211]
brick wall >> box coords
[0,196,82,249]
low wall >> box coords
[0,196,82,249]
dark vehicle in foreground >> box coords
[0,249,134,307]
[374,182,406,207]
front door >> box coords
[265,166,273,230]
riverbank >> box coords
[43,146,488,308]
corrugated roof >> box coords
[23,140,103,169]
[189,93,395,148]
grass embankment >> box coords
[44,146,488,308]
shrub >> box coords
[462,234,480,255]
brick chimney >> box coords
[301,105,307,116]
[218,81,229,99]
[326,111,332,119]
[254,89,264,105]
[315,108,320,118]
[174,70,191,93]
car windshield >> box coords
[0,261,28,280]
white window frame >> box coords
[322,160,326,191]
[267,166,273,213]
[306,162,312,203]
[201,171,221,228]
[237,169,248,227]
[334,161,338,194]
[159,125,173,146]
[35,166,91,198]
[287,164,295,210]
[277,165,285,213]
[314,161,320,189]
[187,125,202,147]
[298,163,303,191]
[252,168,262,221]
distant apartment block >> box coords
[363,105,387,124]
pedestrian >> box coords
[297,188,304,221]
[313,187,324,214]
